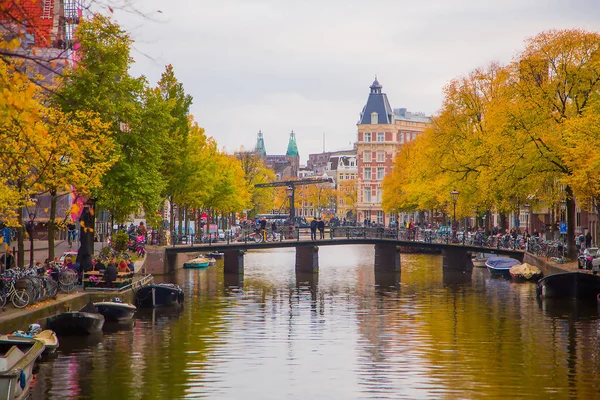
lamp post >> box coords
[286,186,294,239]
[450,190,459,243]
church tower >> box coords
[285,130,299,177]
[254,130,266,158]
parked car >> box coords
[59,250,78,263]
[578,247,599,270]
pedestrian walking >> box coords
[318,217,325,240]
[585,230,593,248]
[310,219,317,240]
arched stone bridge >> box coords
[160,237,524,275]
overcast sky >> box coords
[108,0,600,163]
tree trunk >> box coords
[89,199,97,257]
[566,185,576,260]
[499,213,507,232]
[169,197,175,234]
[177,205,183,237]
[184,207,189,237]
[48,189,57,261]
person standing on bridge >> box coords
[310,219,317,240]
[318,217,325,240]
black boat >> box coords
[536,272,600,300]
[46,303,105,335]
[134,283,184,308]
[94,299,137,322]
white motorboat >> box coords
[0,336,45,399]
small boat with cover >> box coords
[135,283,185,308]
[94,298,137,322]
[509,263,543,282]
[47,302,105,335]
[183,256,210,268]
[537,272,600,300]
[485,257,521,275]
[0,335,45,400]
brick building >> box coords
[355,78,431,226]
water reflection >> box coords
[29,245,600,399]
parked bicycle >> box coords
[0,277,30,308]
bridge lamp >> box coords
[450,189,459,243]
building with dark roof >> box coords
[356,78,432,226]
[358,78,394,125]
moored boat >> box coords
[472,257,487,268]
[9,324,58,355]
[509,263,543,282]
[134,283,184,308]
[207,251,224,259]
[0,336,45,400]
[183,256,210,268]
[537,272,600,300]
[94,299,137,322]
[485,257,521,275]
[47,303,105,335]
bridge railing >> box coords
[164,226,529,252]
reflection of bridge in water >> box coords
[162,236,524,279]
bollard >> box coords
[329,227,333,239]
[296,227,300,241]
[346,227,349,239]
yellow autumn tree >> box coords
[383,29,600,259]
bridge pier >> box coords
[224,250,245,274]
[296,246,319,273]
[224,273,244,289]
[442,247,473,272]
[374,244,401,272]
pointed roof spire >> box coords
[254,130,266,158]
[286,130,299,157]
[370,75,382,93]
[359,77,393,124]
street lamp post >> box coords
[286,186,294,239]
[450,190,459,243]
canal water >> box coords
[30,245,600,399]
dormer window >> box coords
[371,112,378,124]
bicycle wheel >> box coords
[0,294,6,308]
[45,278,58,299]
[59,269,77,286]
[12,289,29,308]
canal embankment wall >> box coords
[0,289,136,334]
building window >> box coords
[377,167,384,180]
[346,174,350,179]
[364,168,372,181]
[371,112,378,124]
[364,187,372,203]
[376,188,382,202]
[376,151,385,162]
[364,132,371,142]
[377,210,383,224]
[339,175,343,180]
[377,132,385,142]
[363,151,372,162]
[399,132,404,144]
